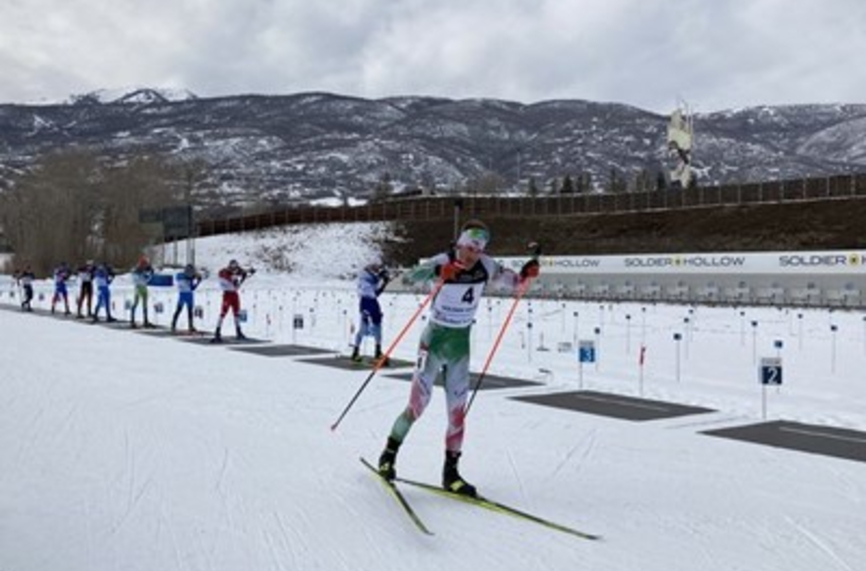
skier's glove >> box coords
[437,261,464,281]
[519,259,540,281]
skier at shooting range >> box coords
[350,261,392,365]
[376,219,540,497]
[212,259,255,343]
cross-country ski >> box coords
[360,457,434,536]
[394,475,601,541]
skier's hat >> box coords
[456,219,490,252]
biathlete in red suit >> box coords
[212,259,255,342]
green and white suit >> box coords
[387,252,519,453]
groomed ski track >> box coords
[1,307,864,571]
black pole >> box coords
[453,198,463,241]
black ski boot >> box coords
[350,346,362,362]
[378,437,401,481]
[443,451,477,497]
[374,344,389,366]
[210,328,223,344]
[236,327,247,340]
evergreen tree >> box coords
[608,168,627,193]
[561,175,574,194]
[576,172,586,194]
[583,172,595,193]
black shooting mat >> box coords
[703,420,866,463]
[511,390,716,421]
[229,344,336,357]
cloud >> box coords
[1,0,864,112]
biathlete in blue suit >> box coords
[171,264,203,333]
[350,262,392,364]
[51,262,72,315]
[92,263,116,323]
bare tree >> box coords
[1,150,102,275]
[98,155,183,265]
[371,172,393,201]
[464,172,504,195]
[1,148,197,275]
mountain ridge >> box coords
[2,90,865,215]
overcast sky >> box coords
[3,0,865,113]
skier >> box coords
[376,220,539,497]
[91,263,117,323]
[76,260,96,318]
[350,262,391,364]
[15,266,35,311]
[50,262,72,315]
[212,259,255,342]
[129,255,155,328]
[171,264,202,334]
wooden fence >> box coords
[196,173,866,238]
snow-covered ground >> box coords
[1,222,864,571]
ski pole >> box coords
[330,278,445,432]
[465,242,542,415]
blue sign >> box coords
[149,274,174,287]
[759,357,783,385]
[578,340,596,363]
[238,309,248,323]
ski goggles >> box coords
[456,227,490,252]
